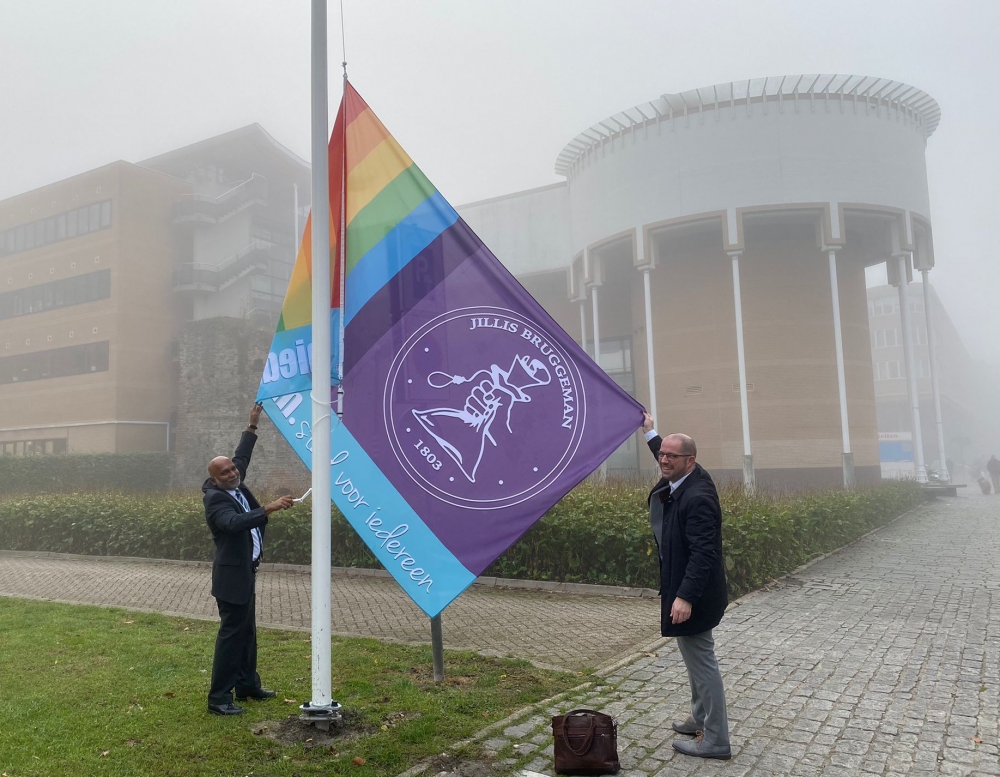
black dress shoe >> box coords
[207,702,245,716]
[235,687,277,701]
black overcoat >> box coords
[203,431,268,605]
[646,437,728,637]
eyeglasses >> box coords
[657,452,692,461]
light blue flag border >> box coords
[256,310,343,403]
[262,397,476,617]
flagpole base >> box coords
[300,700,343,732]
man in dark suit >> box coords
[641,412,731,760]
[204,402,294,716]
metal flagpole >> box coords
[430,615,445,682]
[303,0,337,729]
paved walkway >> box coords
[1,494,998,776]
[504,494,1000,777]
[0,554,661,673]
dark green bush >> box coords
[0,453,170,494]
[483,479,924,596]
[0,480,923,598]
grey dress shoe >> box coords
[672,735,731,760]
[671,716,701,735]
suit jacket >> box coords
[203,431,268,605]
[646,436,728,637]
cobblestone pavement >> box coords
[0,555,661,673]
[496,494,999,777]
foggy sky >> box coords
[1,0,997,361]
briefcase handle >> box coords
[561,709,601,756]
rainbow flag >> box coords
[258,83,642,617]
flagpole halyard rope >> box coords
[340,0,348,81]
[334,0,347,418]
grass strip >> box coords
[0,597,579,777]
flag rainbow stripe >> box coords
[341,85,462,372]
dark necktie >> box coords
[233,490,261,561]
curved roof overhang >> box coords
[555,75,940,176]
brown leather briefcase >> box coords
[551,708,620,775]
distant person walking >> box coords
[987,456,1000,494]
[640,412,731,760]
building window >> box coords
[0,269,110,321]
[0,438,68,456]
[591,337,635,396]
[0,199,112,259]
[0,340,109,385]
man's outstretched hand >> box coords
[249,402,263,427]
[642,411,655,433]
[264,495,294,515]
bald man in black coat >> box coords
[203,403,294,716]
[642,412,731,760]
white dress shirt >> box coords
[228,488,261,561]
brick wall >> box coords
[172,317,309,494]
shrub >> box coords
[0,480,923,598]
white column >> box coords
[591,286,601,367]
[730,251,754,487]
[828,249,855,487]
[579,299,588,356]
[642,268,658,423]
[896,254,926,482]
[308,0,334,712]
[590,276,605,478]
[922,270,948,480]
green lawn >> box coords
[0,598,580,777]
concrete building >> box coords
[459,74,946,487]
[867,282,978,478]
[0,124,307,458]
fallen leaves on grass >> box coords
[352,756,366,766]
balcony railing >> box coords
[172,240,274,292]
[174,174,268,225]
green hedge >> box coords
[0,480,923,598]
[0,453,171,494]
[483,479,925,596]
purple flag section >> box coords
[343,218,643,577]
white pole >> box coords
[642,268,658,423]
[294,183,300,247]
[579,300,587,356]
[591,284,606,477]
[591,286,601,367]
[922,270,948,480]
[309,0,333,710]
[896,255,926,482]
[828,250,854,486]
[730,252,753,486]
